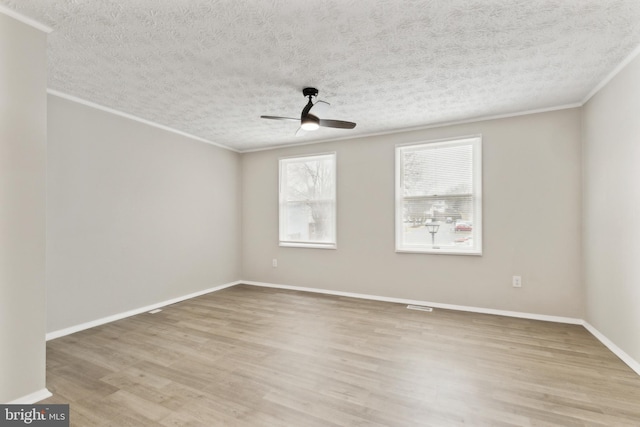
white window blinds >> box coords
[396,137,482,255]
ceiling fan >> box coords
[261,87,356,136]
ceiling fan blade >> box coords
[309,100,330,117]
[318,119,356,129]
[261,115,299,121]
[295,127,307,137]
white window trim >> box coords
[279,152,337,249]
[395,136,482,255]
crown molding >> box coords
[47,89,239,153]
[0,5,52,33]
[240,102,582,153]
[582,41,640,104]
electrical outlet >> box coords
[272,259,278,268]
[512,275,522,288]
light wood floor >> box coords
[43,285,640,426]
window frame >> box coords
[279,152,337,249]
[395,136,482,255]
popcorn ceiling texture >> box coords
[3,0,640,151]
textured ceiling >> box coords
[3,1,640,151]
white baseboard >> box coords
[43,279,639,379]
[243,281,640,376]
[46,281,241,341]
[7,388,52,404]
[241,280,583,325]
[583,322,640,376]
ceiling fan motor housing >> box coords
[302,87,318,97]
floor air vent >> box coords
[406,305,433,312]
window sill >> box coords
[396,248,482,256]
[280,242,337,250]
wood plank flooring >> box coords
[42,284,640,426]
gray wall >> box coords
[583,54,640,363]
[242,109,584,318]
[0,14,47,402]
[46,95,242,333]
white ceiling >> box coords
[3,1,640,152]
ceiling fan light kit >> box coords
[301,115,320,131]
[261,87,356,136]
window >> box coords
[396,137,482,255]
[279,153,337,248]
